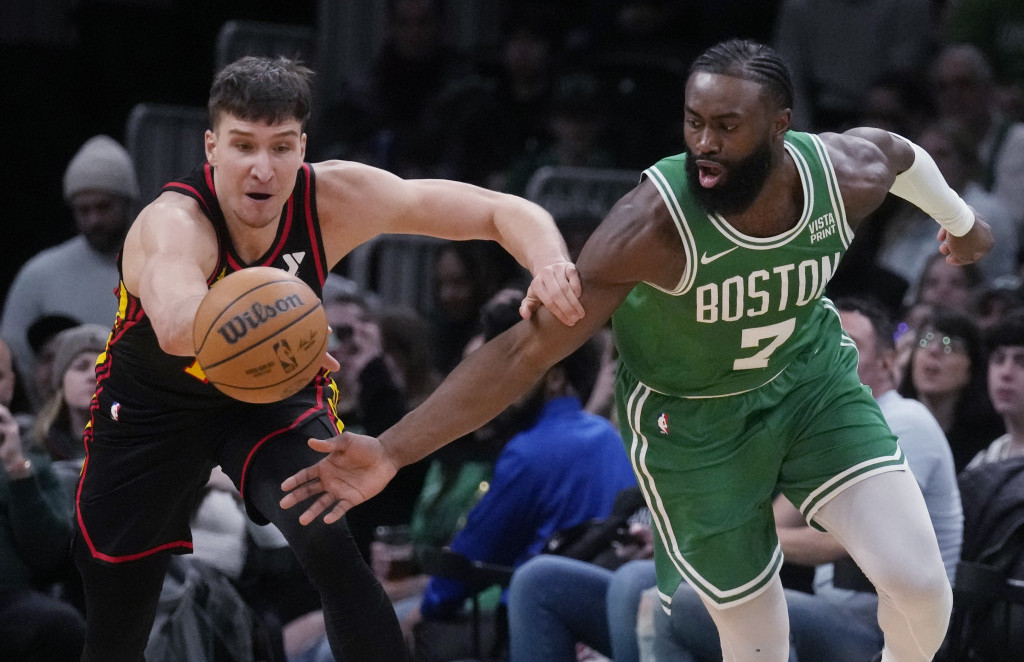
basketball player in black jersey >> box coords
[73,55,584,662]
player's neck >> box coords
[224,216,280,264]
[720,151,802,238]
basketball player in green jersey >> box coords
[282,40,993,662]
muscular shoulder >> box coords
[312,160,408,211]
[820,128,912,224]
[577,177,684,291]
[122,192,219,284]
[132,192,216,240]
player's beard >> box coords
[685,139,774,216]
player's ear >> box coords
[773,108,791,139]
[205,129,217,165]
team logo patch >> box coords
[657,412,669,434]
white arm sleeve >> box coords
[888,135,975,237]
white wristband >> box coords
[888,137,975,237]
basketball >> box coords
[193,267,328,403]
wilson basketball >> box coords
[193,267,328,403]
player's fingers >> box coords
[308,436,347,454]
[549,263,584,322]
[279,479,326,509]
[281,466,319,493]
[527,278,570,324]
[564,262,582,298]
[298,493,337,526]
[519,292,540,320]
[323,503,349,525]
[322,352,341,373]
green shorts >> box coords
[615,336,905,611]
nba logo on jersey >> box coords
[657,412,669,434]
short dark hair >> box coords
[208,56,313,129]
[834,296,897,352]
[690,39,794,111]
[985,309,1024,355]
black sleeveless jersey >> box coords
[97,163,331,411]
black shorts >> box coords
[76,381,340,563]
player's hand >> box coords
[520,260,584,326]
[280,432,398,525]
[939,211,993,265]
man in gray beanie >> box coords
[1,135,138,410]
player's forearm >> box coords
[492,196,573,275]
[150,294,207,356]
[378,328,552,467]
[139,255,211,357]
[888,136,974,237]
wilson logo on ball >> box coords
[193,267,327,404]
[216,295,306,344]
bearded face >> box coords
[684,137,774,216]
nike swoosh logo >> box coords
[700,246,738,265]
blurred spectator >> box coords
[974,275,1024,331]
[931,43,1024,230]
[944,0,1024,121]
[908,252,986,313]
[567,0,694,64]
[875,120,1019,285]
[428,240,524,375]
[378,305,443,408]
[503,72,619,196]
[320,0,471,175]
[772,0,933,132]
[0,338,85,662]
[405,288,637,661]
[25,314,82,410]
[31,324,107,497]
[0,340,16,417]
[898,307,1004,471]
[322,277,430,567]
[420,8,561,187]
[858,71,937,138]
[1,135,136,410]
[967,309,1024,468]
[506,488,654,662]
[893,301,938,384]
[325,282,406,437]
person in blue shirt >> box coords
[405,288,637,655]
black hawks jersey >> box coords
[98,163,330,410]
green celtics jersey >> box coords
[612,131,854,398]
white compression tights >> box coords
[701,470,952,662]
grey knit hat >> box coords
[50,324,109,391]
[62,135,140,202]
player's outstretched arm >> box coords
[281,178,677,525]
[123,194,220,356]
[280,288,618,525]
[315,162,584,326]
[833,128,994,264]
